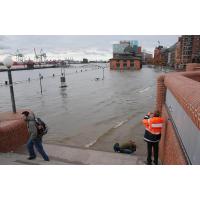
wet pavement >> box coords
[0,144,146,165]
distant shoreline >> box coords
[0,65,68,72]
[0,62,107,72]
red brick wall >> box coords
[134,60,141,70]
[186,63,200,72]
[127,60,130,69]
[110,60,117,70]
[120,60,124,70]
[0,119,29,152]
[159,106,187,165]
[157,71,200,164]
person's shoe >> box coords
[44,158,50,161]
[153,161,158,165]
[145,161,152,165]
[27,156,36,160]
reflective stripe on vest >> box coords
[151,123,163,128]
[149,117,164,135]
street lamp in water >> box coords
[3,56,16,113]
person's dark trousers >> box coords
[120,149,133,154]
[27,138,49,161]
[147,142,159,165]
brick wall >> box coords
[159,106,187,164]
[186,63,200,72]
[134,60,141,70]
[157,70,200,164]
[0,112,29,152]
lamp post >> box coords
[3,56,16,113]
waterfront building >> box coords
[110,40,142,70]
[175,38,181,67]
[180,35,193,64]
[153,35,200,68]
[167,44,176,67]
[192,35,200,62]
[175,35,200,67]
[153,45,163,66]
[142,52,153,64]
[82,58,88,63]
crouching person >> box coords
[22,111,49,161]
[113,140,136,154]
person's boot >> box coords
[27,156,36,160]
[153,160,158,165]
[145,161,152,165]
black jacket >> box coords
[144,129,161,143]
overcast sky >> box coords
[0,35,179,61]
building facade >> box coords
[192,35,200,62]
[142,52,153,64]
[176,35,200,67]
[154,35,200,68]
[153,45,163,66]
[110,40,142,70]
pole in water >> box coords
[102,67,105,80]
[39,73,43,94]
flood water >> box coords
[0,64,171,155]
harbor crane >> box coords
[5,49,24,63]
[34,48,47,63]
[13,49,24,62]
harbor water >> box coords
[0,64,170,155]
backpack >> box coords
[35,117,48,136]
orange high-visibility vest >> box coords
[142,112,152,130]
[148,117,164,135]
[142,119,149,129]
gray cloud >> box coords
[0,35,179,60]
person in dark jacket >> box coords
[113,140,136,154]
[22,111,49,161]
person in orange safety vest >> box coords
[142,110,164,165]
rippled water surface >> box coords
[0,64,169,152]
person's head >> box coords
[153,110,160,117]
[21,111,30,117]
[129,140,135,144]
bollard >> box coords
[5,81,8,85]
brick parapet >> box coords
[156,75,166,113]
[164,71,200,130]
[159,105,187,165]
[0,111,29,152]
[186,63,200,72]
[157,71,200,164]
